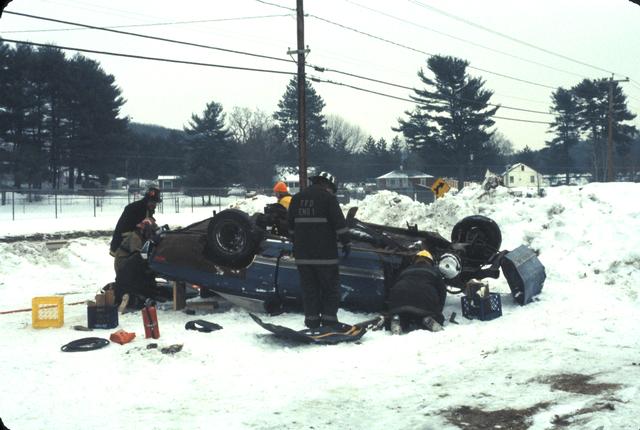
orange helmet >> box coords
[273,181,288,193]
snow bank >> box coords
[351,183,640,302]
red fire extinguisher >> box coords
[142,300,160,339]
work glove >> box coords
[342,243,351,258]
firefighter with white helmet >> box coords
[287,171,351,329]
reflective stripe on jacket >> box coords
[288,184,350,265]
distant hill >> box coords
[128,122,186,139]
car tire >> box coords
[206,209,263,269]
[451,215,502,260]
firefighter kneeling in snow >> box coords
[114,218,170,310]
[387,250,447,334]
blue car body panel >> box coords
[150,238,400,313]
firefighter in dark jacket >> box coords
[387,250,447,334]
[109,187,161,265]
[113,217,168,310]
[288,172,351,329]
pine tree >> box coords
[547,87,581,184]
[513,146,538,170]
[396,55,498,188]
[573,78,637,181]
[183,101,237,189]
[0,43,48,188]
[388,136,404,171]
[273,76,329,168]
[0,42,128,189]
[61,54,128,188]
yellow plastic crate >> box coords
[32,296,64,328]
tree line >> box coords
[1,40,637,191]
[546,79,637,182]
[0,41,127,189]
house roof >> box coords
[376,169,433,180]
[502,163,539,176]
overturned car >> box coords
[145,205,546,321]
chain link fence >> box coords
[0,186,440,222]
[0,188,250,221]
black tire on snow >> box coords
[206,209,262,269]
[451,215,502,261]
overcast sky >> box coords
[1,0,640,151]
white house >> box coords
[376,169,434,190]
[502,163,543,188]
[110,177,128,189]
[158,175,181,189]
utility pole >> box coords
[295,0,308,190]
[606,75,629,182]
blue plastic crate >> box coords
[461,293,502,321]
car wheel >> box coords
[451,215,502,261]
[206,209,263,269]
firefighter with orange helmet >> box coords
[273,181,292,209]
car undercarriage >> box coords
[145,205,546,318]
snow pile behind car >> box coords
[228,194,277,215]
[351,183,640,303]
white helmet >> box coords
[311,171,337,191]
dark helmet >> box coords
[144,187,162,203]
[310,171,337,192]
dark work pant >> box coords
[297,264,340,322]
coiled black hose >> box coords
[61,337,110,352]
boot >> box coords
[422,316,443,332]
[320,315,340,327]
[304,315,320,329]
[118,293,130,314]
[390,314,402,335]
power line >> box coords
[630,79,640,92]
[253,0,557,89]
[627,94,640,104]
[1,38,295,75]
[3,11,294,65]
[42,0,172,22]
[311,75,416,104]
[408,0,618,77]
[494,93,549,106]
[4,8,557,115]
[0,42,552,123]
[344,0,588,79]
[309,64,554,115]
[0,14,293,33]
[310,76,553,125]
[307,14,557,90]
[0,38,552,120]
[254,0,296,12]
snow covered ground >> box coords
[1,184,639,429]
